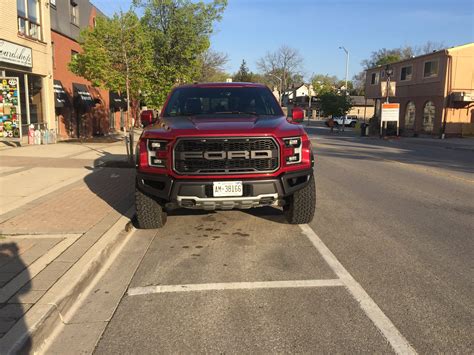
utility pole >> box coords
[339,46,349,131]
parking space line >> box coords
[299,224,416,355]
[127,279,344,296]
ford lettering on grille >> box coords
[174,138,279,174]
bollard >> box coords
[28,124,35,145]
[34,129,41,144]
[43,129,49,145]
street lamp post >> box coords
[384,64,393,103]
[381,64,395,137]
[339,46,349,131]
[269,73,283,105]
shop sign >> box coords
[381,103,400,122]
[380,103,400,136]
[0,39,33,68]
[0,77,22,141]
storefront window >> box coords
[423,101,435,133]
[3,70,44,127]
[28,75,43,124]
[405,101,415,129]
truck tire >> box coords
[135,188,167,229]
[283,175,316,224]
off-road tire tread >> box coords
[135,188,167,229]
[284,175,316,224]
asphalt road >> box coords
[49,122,474,354]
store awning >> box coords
[53,80,70,108]
[109,91,127,111]
[72,83,95,111]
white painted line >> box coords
[299,224,416,355]
[4,233,82,239]
[127,279,344,296]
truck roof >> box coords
[177,82,268,89]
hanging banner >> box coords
[0,77,22,141]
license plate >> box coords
[213,181,243,197]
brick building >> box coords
[365,43,474,137]
[50,0,126,139]
[0,0,55,143]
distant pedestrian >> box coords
[328,117,335,133]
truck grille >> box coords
[173,137,279,175]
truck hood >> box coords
[142,115,305,139]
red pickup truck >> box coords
[135,82,315,228]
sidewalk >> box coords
[0,133,140,352]
[302,121,474,151]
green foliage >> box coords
[362,42,445,69]
[319,92,353,117]
[233,60,252,82]
[135,0,227,105]
[69,11,153,104]
[311,74,338,95]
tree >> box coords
[361,42,445,70]
[233,59,252,82]
[135,0,227,106]
[257,45,303,90]
[351,71,366,96]
[69,10,153,157]
[310,74,338,95]
[318,92,352,118]
[195,48,229,82]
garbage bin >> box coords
[360,123,367,137]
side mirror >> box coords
[291,107,304,123]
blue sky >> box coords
[92,0,474,80]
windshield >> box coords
[163,86,283,117]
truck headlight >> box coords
[147,139,169,168]
[283,137,302,165]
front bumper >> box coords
[136,168,313,209]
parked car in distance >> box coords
[326,115,358,127]
[140,110,155,127]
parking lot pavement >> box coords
[49,207,410,354]
[47,123,473,354]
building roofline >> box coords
[446,42,474,53]
[364,42,474,72]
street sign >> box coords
[380,103,400,136]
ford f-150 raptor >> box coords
[135,82,315,228]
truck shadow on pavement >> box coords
[0,243,31,354]
[84,152,136,220]
[242,206,289,224]
[84,152,298,227]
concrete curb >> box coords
[0,208,135,354]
